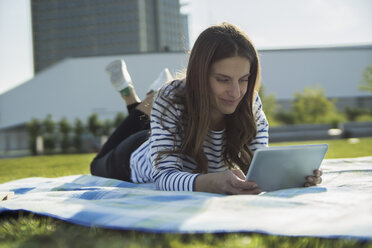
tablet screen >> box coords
[246,144,328,192]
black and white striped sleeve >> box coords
[149,82,199,191]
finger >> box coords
[304,181,317,187]
[305,177,315,187]
[231,169,245,180]
[313,169,323,177]
[315,176,322,184]
[305,176,322,186]
[229,186,262,195]
[231,179,258,190]
[306,176,314,183]
[228,174,259,191]
[239,187,262,195]
[308,175,323,185]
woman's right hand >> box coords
[194,169,261,195]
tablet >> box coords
[245,144,328,192]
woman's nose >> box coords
[228,81,240,98]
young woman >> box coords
[91,23,322,195]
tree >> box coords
[87,113,103,138]
[42,114,56,153]
[259,84,278,125]
[27,118,42,155]
[292,87,338,125]
[360,63,372,93]
[101,119,113,137]
[274,110,295,125]
[59,117,71,153]
[73,118,84,153]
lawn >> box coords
[0,153,93,184]
[0,138,372,247]
[271,137,372,159]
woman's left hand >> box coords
[304,169,322,187]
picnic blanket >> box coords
[0,156,371,240]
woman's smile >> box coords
[220,98,239,105]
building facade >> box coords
[31,0,188,73]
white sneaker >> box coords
[105,60,133,93]
[148,68,173,92]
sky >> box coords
[0,0,371,95]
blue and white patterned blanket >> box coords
[0,157,371,240]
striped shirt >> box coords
[130,80,269,191]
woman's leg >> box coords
[90,60,158,181]
[90,130,150,181]
[94,91,154,160]
[90,90,155,181]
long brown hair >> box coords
[158,23,261,174]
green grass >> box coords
[1,138,372,248]
[271,137,372,159]
[0,153,94,184]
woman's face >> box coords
[209,56,251,124]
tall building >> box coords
[31,0,188,73]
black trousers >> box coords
[90,103,150,182]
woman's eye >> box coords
[216,78,229,83]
